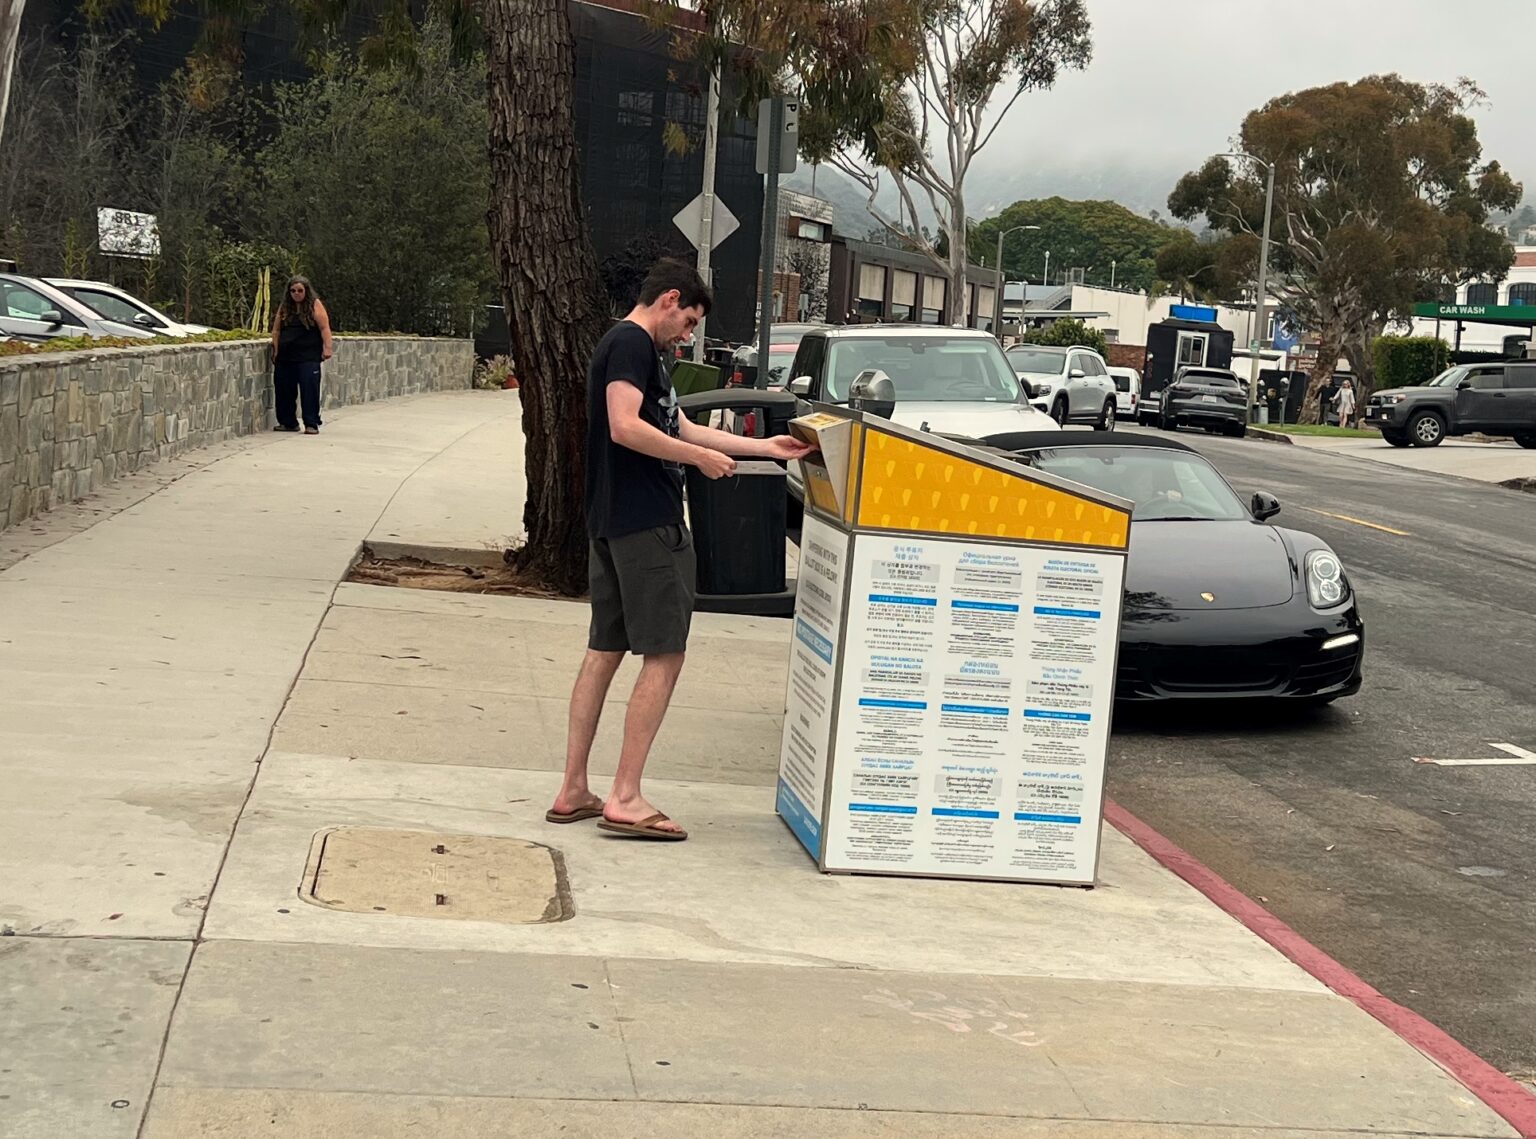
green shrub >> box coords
[1372,335,1449,389]
[1020,318,1108,357]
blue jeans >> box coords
[274,361,323,429]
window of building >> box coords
[1509,283,1536,307]
[857,263,887,319]
[975,285,996,331]
[795,219,830,241]
[1466,282,1498,305]
[890,270,917,322]
[921,276,946,324]
[616,91,654,127]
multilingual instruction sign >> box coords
[776,410,1132,886]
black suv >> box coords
[1364,361,1536,448]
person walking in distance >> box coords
[1332,378,1356,430]
[548,259,811,841]
[270,276,333,434]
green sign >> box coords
[1414,302,1536,323]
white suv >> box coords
[1005,343,1118,430]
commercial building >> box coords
[823,237,999,330]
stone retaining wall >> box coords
[0,336,473,531]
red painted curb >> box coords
[1104,797,1536,1139]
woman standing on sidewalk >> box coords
[270,276,333,434]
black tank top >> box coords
[277,315,323,363]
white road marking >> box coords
[1413,742,1536,766]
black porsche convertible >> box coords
[979,431,1364,703]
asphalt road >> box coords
[1103,428,1536,1082]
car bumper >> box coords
[1363,406,1407,429]
[1114,604,1365,701]
[1164,397,1246,427]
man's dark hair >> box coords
[637,258,712,315]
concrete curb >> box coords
[1247,427,1294,444]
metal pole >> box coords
[1111,260,1116,289]
[1043,250,1050,287]
[1249,161,1275,422]
[692,63,722,364]
[995,229,1006,337]
[755,97,784,388]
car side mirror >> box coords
[789,376,812,398]
[1069,368,1086,379]
[133,313,157,327]
[1025,381,1041,399]
[40,309,64,325]
[1456,378,1473,390]
[1251,491,1281,521]
[849,368,897,419]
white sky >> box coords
[970,0,1532,202]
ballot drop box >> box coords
[776,410,1133,886]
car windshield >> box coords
[826,336,1022,403]
[1424,366,1469,388]
[1022,446,1249,522]
[1007,348,1066,374]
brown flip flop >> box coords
[597,813,688,842]
[544,805,604,824]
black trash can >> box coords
[686,461,790,613]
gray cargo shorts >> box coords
[588,523,696,656]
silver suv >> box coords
[0,274,154,343]
[1005,343,1118,429]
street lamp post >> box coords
[1043,250,1051,288]
[994,223,1039,337]
[1218,151,1276,423]
[1110,259,1116,289]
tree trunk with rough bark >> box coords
[0,0,25,151]
[1299,324,1345,425]
[483,0,610,595]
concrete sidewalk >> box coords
[1,390,1525,1139]
[1259,431,1536,486]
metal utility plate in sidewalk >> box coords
[300,827,572,923]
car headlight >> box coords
[1305,550,1349,608]
[1378,392,1406,405]
[1034,382,1053,394]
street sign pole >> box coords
[756,100,783,388]
[692,64,721,364]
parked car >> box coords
[44,279,211,337]
[1004,343,1118,429]
[1159,366,1248,437]
[784,325,1058,510]
[981,431,1363,704]
[730,323,827,389]
[1108,365,1141,421]
[0,274,154,343]
[1364,361,1536,448]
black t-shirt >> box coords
[584,321,684,540]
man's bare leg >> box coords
[553,649,624,816]
[605,652,685,833]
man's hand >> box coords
[693,449,737,480]
[763,436,814,461]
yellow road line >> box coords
[1298,507,1412,537]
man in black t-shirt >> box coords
[547,259,811,842]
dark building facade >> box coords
[570,2,763,342]
[826,236,999,331]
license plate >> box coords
[1201,394,1218,403]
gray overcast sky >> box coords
[970,0,1532,207]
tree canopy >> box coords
[970,196,1172,292]
[1167,73,1520,416]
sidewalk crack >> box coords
[604,959,641,1100]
